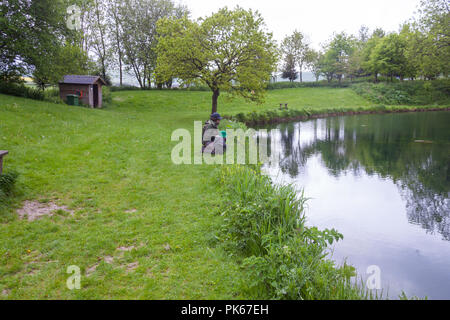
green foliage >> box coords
[313,0,449,83]
[156,6,279,113]
[110,85,143,92]
[0,171,19,212]
[0,0,79,82]
[281,30,311,82]
[33,44,94,90]
[414,0,450,78]
[369,33,409,81]
[320,32,357,83]
[0,82,64,104]
[217,165,374,299]
[281,54,298,82]
[0,82,44,100]
[117,0,187,89]
[351,80,450,105]
[102,86,112,106]
[267,81,351,90]
[0,171,18,196]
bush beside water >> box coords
[217,165,377,299]
[351,80,450,105]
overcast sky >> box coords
[179,0,422,49]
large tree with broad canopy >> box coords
[155,7,278,114]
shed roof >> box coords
[59,75,107,85]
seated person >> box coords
[202,112,226,154]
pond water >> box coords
[260,111,450,299]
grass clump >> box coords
[0,171,19,211]
[217,165,374,300]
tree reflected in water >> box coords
[262,112,450,240]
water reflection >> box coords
[260,111,450,298]
[263,113,450,240]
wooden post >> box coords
[285,103,288,110]
[0,150,8,175]
[279,104,283,110]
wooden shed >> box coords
[59,75,107,108]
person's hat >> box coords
[211,112,222,120]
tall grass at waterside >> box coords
[217,165,378,300]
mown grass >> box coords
[0,92,246,299]
[0,87,441,299]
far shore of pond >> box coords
[227,106,450,126]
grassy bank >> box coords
[0,87,444,299]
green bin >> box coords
[66,94,79,106]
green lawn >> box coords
[0,87,374,299]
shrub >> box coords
[0,171,19,208]
[0,171,19,195]
[110,85,142,92]
[351,80,450,105]
[0,82,65,104]
[102,86,112,106]
[267,81,351,90]
[0,82,45,100]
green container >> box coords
[220,130,227,138]
[66,94,79,106]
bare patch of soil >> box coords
[86,263,100,277]
[17,200,73,221]
[126,262,139,273]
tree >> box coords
[321,32,356,83]
[89,0,111,82]
[0,0,74,82]
[107,0,125,86]
[281,30,310,82]
[370,33,408,81]
[415,0,450,78]
[361,31,385,82]
[358,25,370,43]
[156,7,278,114]
[33,44,93,90]
[307,49,322,82]
[281,54,298,82]
[118,0,186,89]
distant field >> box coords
[110,87,372,115]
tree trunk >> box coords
[211,89,220,114]
[119,59,122,86]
